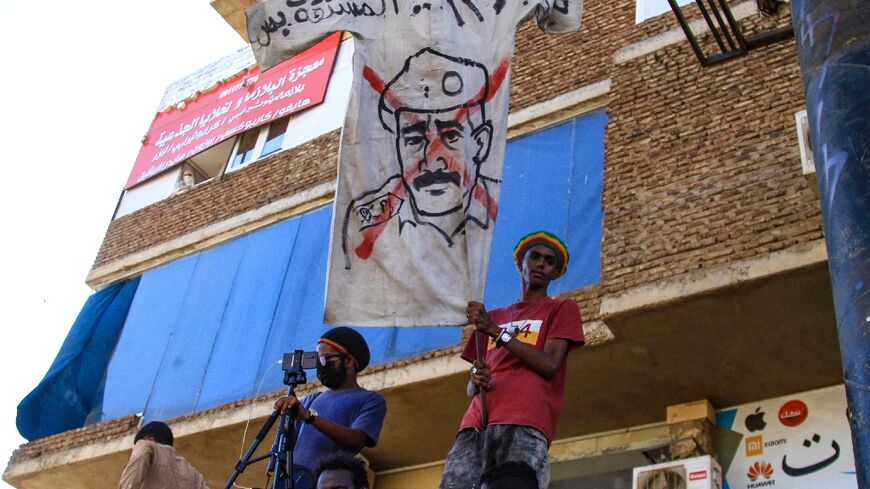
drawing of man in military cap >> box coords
[342,48,499,264]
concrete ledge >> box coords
[374,420,670,479]
[507,80,611,137]
[582,320,615,347]
[4,433,133,481]
[600,239,828,317]
[549,421,670,463]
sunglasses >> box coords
[318,354,346,366]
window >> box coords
[222,39,355,173]
[261,117,291,157]
[225,117,292,173]
[229,130,260,170]
[636,0,691,23]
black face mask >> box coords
[317,357,347,389]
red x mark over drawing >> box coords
[353,56,511,260]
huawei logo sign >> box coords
[748,461,774,481]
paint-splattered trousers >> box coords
[438,425,550,489]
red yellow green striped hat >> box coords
[514,231,570,277]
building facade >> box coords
[5,0,856,488]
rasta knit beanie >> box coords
[513,231,570,278]
[319,327,371,371]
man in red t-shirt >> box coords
[438,231,585,489]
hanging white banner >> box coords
[247,0,582,326]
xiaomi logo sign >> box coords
[746,435,764,456]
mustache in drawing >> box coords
[413,170,461,190]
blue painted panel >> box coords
[556,109,607,295]
[195,218,301,411]
[387,326,462,361]
[257,207,334,392]
[102,255,199,419]
[485,110,607,305]
[144,238,247,421]
[280,208,334,353]
[235,206,463,395]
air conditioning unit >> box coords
[633,455,722,489]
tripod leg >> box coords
[223,410,280,489]
[271,413,297,489]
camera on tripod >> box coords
[224,349,321,489]
[281,350,318,387]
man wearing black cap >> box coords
[273,327,387,486]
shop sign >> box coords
[717,385,857,489]
[125,32,341,189]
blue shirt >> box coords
[293,388,387,472]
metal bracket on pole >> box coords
[667,0,794,66]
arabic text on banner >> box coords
[126,33,341,190]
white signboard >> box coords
[246,0,582,326]
[717,385,857,489]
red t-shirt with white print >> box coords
[459,297,584,444]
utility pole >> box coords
[790,0,869,485]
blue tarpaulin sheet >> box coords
[31,111,607,428]
[100,208,463,422]
[16,278,141,440]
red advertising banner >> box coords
[125,32,341,189]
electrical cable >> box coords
[231,359,282,489]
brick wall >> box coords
[601,37,822,294]
[93,130,339,268]
[92,1,822,303]
[8,415,139,464]
[510,0,634,111]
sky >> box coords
[0,1,246,486]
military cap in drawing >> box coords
[514,231,570,278]
[378,47,489,132]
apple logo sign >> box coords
[745,407,767,432]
